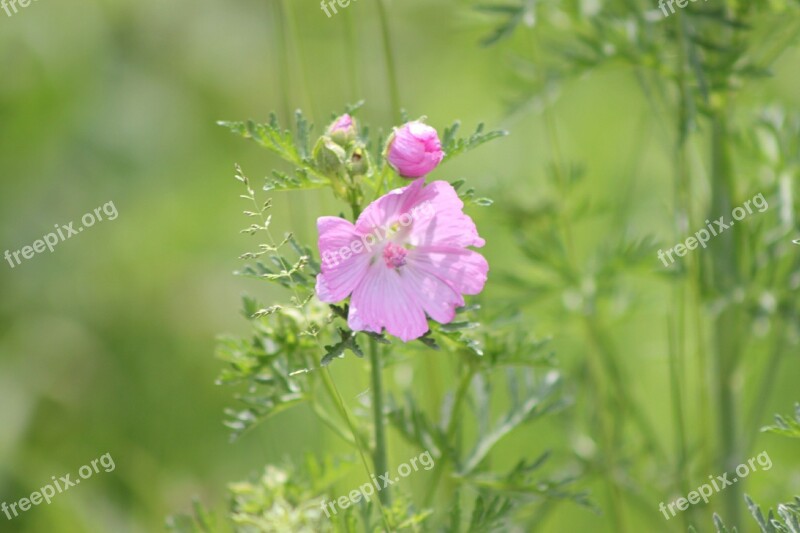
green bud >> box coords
[313,137,346,175]
[348,146,369,176]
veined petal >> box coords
[406,246,489,297]
[355,178,426,234]
[348,265,429,342]
[315,216,372,302]
[406,181,485,248]
[400,264,464,324]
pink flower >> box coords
[316,179,488,342]
[386,121,445,178]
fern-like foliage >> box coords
[387,315,590,523]
[705,495,800,533]
[219,111,329,191]
[167,457,353,533]
[762,403,800,439]
[441,121,508,164]
[474,0,800,140]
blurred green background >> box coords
[1,0,799,531]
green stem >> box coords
[342,7,361,98]
[582,317,627,533]
[273,1,292,124]
[666,314,691,529]
[370,337,391,506]
[670,22,692,519]
[320,368,370,451]
[376,0,401,123]
[326,367,392,530]
[280,0,317,121]
[745,318,786,453]
[423,363,475,505]
[709,110,742,525]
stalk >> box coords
[709,111,742,524]
[369,337,391,506]
[272,1,292,124]
[423,363,475,505]
[376,0,401,123]
[280,0,317,121]
[342,7,360,98]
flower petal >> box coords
[354,178,426,234]
[407,246,489,297]
[315,216,372,302]
[406,181,485,249]
[348,265,429,342]
[400,264,463,324]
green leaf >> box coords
[462,369,566,474]
[762,403,800,439]
[467,494,514,532]
[166,499,222,533]
[474,2,529,47]
[386,391,446,456]
[441,121,508,164]
[320,328,364,366]
[450,179,494,207]
[219,112,331,192]
[712,513,736,533]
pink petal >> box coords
[348,265,429,342]
[407,246,489,297]
[400,264,464,324]
[406,181,485,248]
[315,216,372,302]
[354,178,426,234]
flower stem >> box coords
[369,336,391,506]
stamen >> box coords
[382,242,408,269]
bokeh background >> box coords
[1,1,799,532]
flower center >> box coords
[382,242,408,269]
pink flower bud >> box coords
[386,121,444,178]
[329,114,354,133]
[328,114,357,145]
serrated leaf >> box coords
[320,328,364,366]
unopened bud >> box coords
[348,147,369,176]
[385,121,444,179]
[314,137,346,175]
[328,114,358,146]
